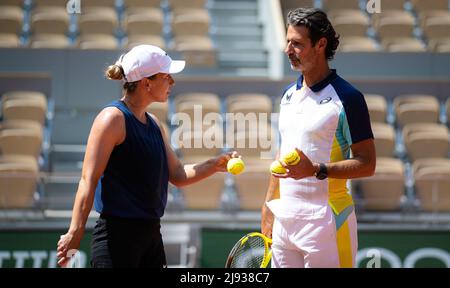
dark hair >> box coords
[287,8,340,60]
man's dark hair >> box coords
[287,8,340,60]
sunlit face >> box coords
[285,25,322,74]
[147,73,175,102]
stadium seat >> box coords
[422,14,450,39]
[371,123,396,157]
[0,119,43,131]
[281,0,314,10]
[233,158,272,210]
[174,42,216,66]
[226,94,274,137]
[0,0,23,7]
[34,0,67,7]
[394,94,440,127]
[175,125,224,158]
[171,11,210,37]
[178,156,225,210]
[413,158,450,212]
[0,127,43,159]
[411,0,449,14]
[30,33,70,49]
[173,35,217,67]
[280,0,315,17]
[173,35,214,51]
[169,0,207,11]
[174,93,221,125]
[2,91,47,122]
[419,10,450,30]
[357,157,405,211]
[403,123,449,162]
[373,10,415,39]
[171,6,210,18]
[2,90,47,105]
[328,10,369,37]
[228,123,276,159]
[146,101,169,123]
[380,0,406,11]
[226,93,273,120]
[382,37,426,52]
[322,0,360,11]
[0,6,23,35]
[31,7,69,35]
[233,115,274,134]
[0,34,20,48]
[123,7,164,36]
[2,98,47,125]
[82,0,117,9]
[419,9,450,21]
[0,120,43,159]
[173,35,214,50]
[226,93,273,115]
[339,36,379,52]
[78,34,118,50]
[0,155,39,209]
[78,8,118,35]
[126,34,166,49]
[175,93,221,106]
[125,0,161,8]
[280,1,315,18]
[365,94,387,123]
[428,37,450,52]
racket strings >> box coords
[230,236,267,268]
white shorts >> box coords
[271,205,340,268]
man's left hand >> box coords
[272,148,318,180]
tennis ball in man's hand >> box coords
[227,158,245,175]
[282,150,301,166]
[270,160,287,174]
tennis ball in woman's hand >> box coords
[227,158,245,175]
[270,160,287,174]
[282,150,301,166]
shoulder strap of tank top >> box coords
[104,100,133,118]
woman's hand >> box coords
[213,150,241,172]
[57,231,83,267]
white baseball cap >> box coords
[118,45,185,82]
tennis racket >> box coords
[225,232,272,268]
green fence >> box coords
[1,228,449,268]
[0,231,92,268]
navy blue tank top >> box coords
[94,100,169,219]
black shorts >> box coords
[90,215,166,268]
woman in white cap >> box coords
[56,45,239,268]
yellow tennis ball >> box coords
[282,150,300,166]
[227,158,245,175]
[270,160,287,174]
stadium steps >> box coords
[210,0,269,74]
[43,180,79,210]
[44,144,85,209]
